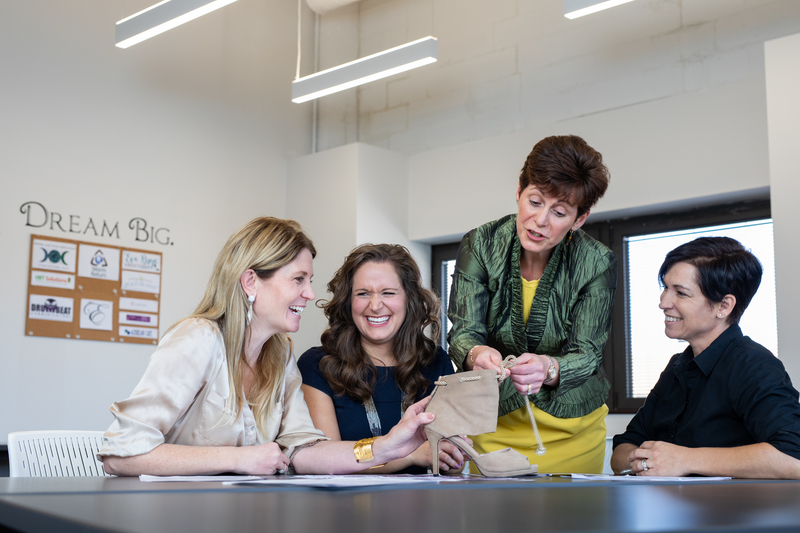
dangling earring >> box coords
[247,294,256,324]
[567,229,574,245]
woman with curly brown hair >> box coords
[298,244,465,474]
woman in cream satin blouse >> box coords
[98,217,434,476]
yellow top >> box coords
[521,276,539,325]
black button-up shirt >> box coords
[614,325,800,460]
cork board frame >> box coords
[25,234,162,345]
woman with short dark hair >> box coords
[448,135,617,474]
[612,237,800,478]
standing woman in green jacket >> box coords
[448,135,616,474]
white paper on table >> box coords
[570,474,732,482]
[140,475,265,482]
[223,475,465,488]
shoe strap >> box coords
[499,356,547,456]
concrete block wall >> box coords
[314,0,800,155]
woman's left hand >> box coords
[507,353,556,395]
[375,397,435,461]
[628,441,692,477]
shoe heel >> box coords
[425,427,442,475]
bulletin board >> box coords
[25,234,163,345]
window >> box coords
[431,199,776,414]
[431,243,459,350]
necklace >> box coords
[363,365,405,437]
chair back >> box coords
[602,436,614,475]
[8,431,111,477]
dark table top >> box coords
[2,475,800,533]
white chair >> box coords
[602,437,614,475]
[8,431,112,477]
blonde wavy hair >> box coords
[186,217,316,437]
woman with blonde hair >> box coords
[99,217,435,476]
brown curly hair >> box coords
[317,244,440,410]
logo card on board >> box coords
[29,294,74,322]
[80,299,114,331]
[119,326,158,339]
[78,244,121,281]
[118,311,158,328]
[121,270,160,294]
[31,270,75,290]
[119,297,158,313]
[122,250,161,274]
[32,239,77,274]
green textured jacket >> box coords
[447,214,617,419]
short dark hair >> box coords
[519,135,610,216]
[658,237,763,325]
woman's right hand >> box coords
[235,442,290,475]
[466,345,503,374]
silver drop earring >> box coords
[247,294,256,323]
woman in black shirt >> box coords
[612,237,800,478]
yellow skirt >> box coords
[469,403,608,474]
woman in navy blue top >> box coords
[298,244,463,474]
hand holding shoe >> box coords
[375,397,435,462]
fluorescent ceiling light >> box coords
[292,36,438,104]
[116,0,239,49]
[564,0,636,19]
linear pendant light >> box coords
[116,0,239,49]
[291,36,438,104]
[564,0,636,19]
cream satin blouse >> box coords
[98,318,327,462]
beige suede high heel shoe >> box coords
[424,369,538,477]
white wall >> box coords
[408,75,769,242]
[0,0,315,441]
[766,32,800,383]
[355,144,431,286]
[287,143,431,356]
[316,0,800,155]
[287,144,359,354]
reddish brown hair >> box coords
[519,135,610,216]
